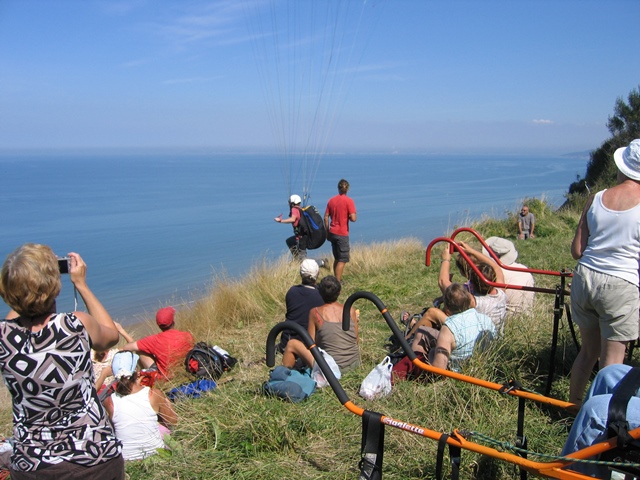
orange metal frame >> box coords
[266,320,640,479]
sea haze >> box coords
[1,151,585,325]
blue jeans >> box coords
[562,364,640,478]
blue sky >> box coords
[1,0,639,154]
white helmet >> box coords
[289,194,302,205]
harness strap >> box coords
[435,433,461,480]
[359,411,385,480]
[516,397,528,480]
[435,434,449,480]
[607,367,640,448]
[449,443,461,480]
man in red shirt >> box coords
[121,306,194,378]
[324,179,357,282]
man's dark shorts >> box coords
[329,234,350,262]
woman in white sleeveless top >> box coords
[103,352,178,460]
[569,139,640,406]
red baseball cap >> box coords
[156,306,176,329]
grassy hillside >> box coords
[0,198,597,479]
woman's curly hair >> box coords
[0,243,61,318]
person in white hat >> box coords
[276,259,324,354]
[482,237,535,317]
[568,139,640,407]
[274,194,327,268]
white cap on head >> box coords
[111,351,140,380]
[300,259,319,279]
[289,194,302,205]
[481,236,518,265]
[614,139,640,181]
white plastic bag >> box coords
[359,356,393,401]
[311,348,341,388]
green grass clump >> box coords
[1,198,618,479]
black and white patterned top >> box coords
[0,312,122,471]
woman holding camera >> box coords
[0,244,124,479]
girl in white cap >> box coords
[102,351,178,461]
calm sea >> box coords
[1,151,586,325]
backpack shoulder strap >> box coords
[607,366,640,448]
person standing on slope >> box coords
[568,139,640,407]
[324,179,357,282]
[274,194,327,268]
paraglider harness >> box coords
[292,204,326,250]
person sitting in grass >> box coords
[406,241,506,340]
[481,236,535,318]
[276,259,324,354]
[435,241,507,331]
[393,282,496,381]
[121,306,194,378]
[282,275,360,371]
[102,351,178,461]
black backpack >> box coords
[185,342,237,380]
[295,205,327,250]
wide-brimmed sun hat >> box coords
[614,139,640,181]
[482,236,518,266]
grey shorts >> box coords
[570,264,640,341]
[329,234,350,262]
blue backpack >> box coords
[262,366,317,403]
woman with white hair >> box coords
[569,139,640,406]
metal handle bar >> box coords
[426,237,567,295]
[341,291,573,409]
[450,227,573,278]
[266,317,639,479]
